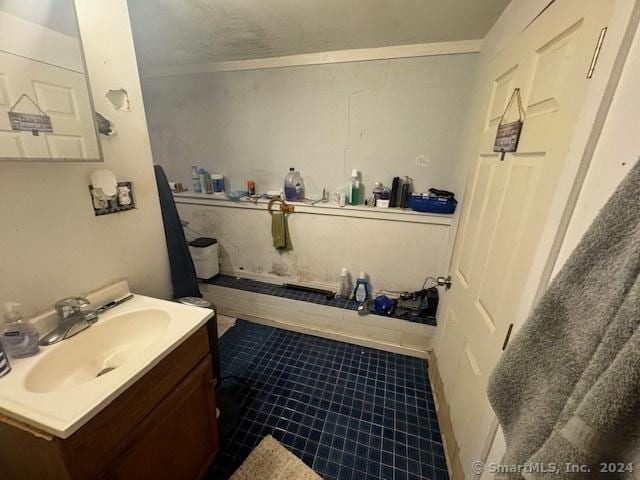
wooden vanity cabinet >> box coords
[0,326,220,480]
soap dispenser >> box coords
[1,303,39,358]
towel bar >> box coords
[268,198,295,214]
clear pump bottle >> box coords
[1,303,39,358]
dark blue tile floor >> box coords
[208,320,449,480]
[206,274,436,326]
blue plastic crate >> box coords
[408,195,457,214]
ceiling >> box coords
[127,0,511,70]
[0,0,79,38]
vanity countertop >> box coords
[0,291,213,438]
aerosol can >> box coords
[353,272,369,303]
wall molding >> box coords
[427,351,464,480]
[141,40,483,79]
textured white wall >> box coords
[0,0,171,317]
[177,202,450,293]
[140,54,475,290]
[142,54,477,198]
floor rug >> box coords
[230,435,321,480]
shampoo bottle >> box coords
[1,303,39,358]
[192,166,202,193]
[337,268,352,299]
[353,272,369,303]
[349,169,360,205]
[198,169,212,194]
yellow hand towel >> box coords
[271,212,288,249]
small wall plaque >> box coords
[7,93,53,136]
[493,88,525,160]
[494,120,523,153]
[8,112,53,136]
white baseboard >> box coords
[204,284,434,359]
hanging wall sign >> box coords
[493,88,525,160]
[494,121,523,152]
[7,93,53,136]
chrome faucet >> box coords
[39,296,98,346]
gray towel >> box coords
[488,160,640,479]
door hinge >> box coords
[502,323,514,350]
[587,27,608,79]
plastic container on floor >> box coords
[188,237,219,279]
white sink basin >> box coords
[0,289,213,438]
[25,309,170,393]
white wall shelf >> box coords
[173,192,453,226]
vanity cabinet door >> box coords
[97,356,219,480]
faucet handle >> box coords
[55,296,90,319]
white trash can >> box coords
[188,237,219,279]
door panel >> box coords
[526,21,583,118]
[0,51,99,160]
[477,159,542,328]
[454,158,505,289]
[436,306,465,399]
[434,0,615,477]
[46,134,86,158]
[449,342,482,438]
[0,131,24,156]
[486,65,519,129]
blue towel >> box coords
[154,165,202,299]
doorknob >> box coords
[437,275,452,290]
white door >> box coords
[434,0,615,477]
[0,50,99,160]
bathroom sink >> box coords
[25,309,170,393]
[0,287,213,438]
